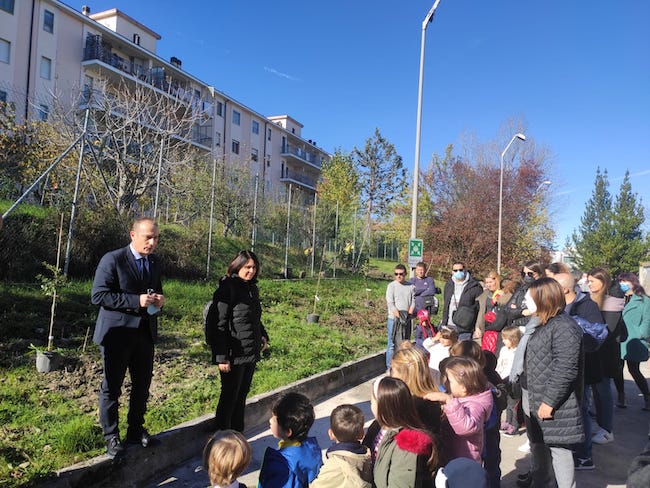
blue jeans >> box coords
[591,378,614,433]
[386,317,395,369]
[575,384,593,459]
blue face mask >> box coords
[453,270,465,280]
[620,283,631,293]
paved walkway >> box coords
[147,364,650,488]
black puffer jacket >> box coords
[205,274,268,365]
[524,311,584,445]
[504,283,532,328]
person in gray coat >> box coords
[523,278,584,488]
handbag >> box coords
[452,303,479,332]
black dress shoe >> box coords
[106,435,125,458]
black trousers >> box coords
[215,361,256,432]
[99,322,154,440]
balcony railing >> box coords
[281,143,323,168]
[82,34,212,116]
[280,169,318,190]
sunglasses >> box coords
[394,272,405,276]
[452,268,464,272]
[522,271,535,278]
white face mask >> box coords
[524,291,537,314]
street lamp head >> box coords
[515,133,526,141]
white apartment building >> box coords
[0,0,328,201]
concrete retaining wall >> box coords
[49,351,385,488]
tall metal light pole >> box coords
[410,0,442,276]
[497,132,526,275]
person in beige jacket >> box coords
[310,404,372,488]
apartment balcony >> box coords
[82,34,212,116]
[281,143,323,170]
[279,169,318,191]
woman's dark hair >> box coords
[522,260,544,279]
[618,272,647,297]
[528,277,566,325]
[227,250,260,279]
[373,377,438,472]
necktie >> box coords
[139,257,150,284]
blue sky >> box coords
[85,0,650,247]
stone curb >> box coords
[49,351,385,488]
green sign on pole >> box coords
[408,239,423,268]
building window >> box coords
[215,131,221,146]
[232,110,240,126]
[232,139,240,154]
[40,56,52,79]
[133,33,141,45]
[0,38,9,63]
[0,0,14,15]
[267,128,272,141]
[251,148,258,161]
[216,101,223,116]
[194,88,201,99]
[38,104,49,121]
[252,120,260,135]
[43,10,54,33]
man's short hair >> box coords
[394,264,407,273]
[272,392,315,441]
[132,216,157,231]
[330,404,365,443]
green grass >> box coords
[0,274,392,486]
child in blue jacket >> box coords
[258,392,322,488]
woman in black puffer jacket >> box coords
[206,250,269,432]
[523,277,584,488]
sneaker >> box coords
[592,428,614,444]
[517,439,531,453]
[575,457,595,470]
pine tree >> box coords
[572,168,614,270]
[572,168,648,273]
[609,171,647,274]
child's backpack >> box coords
[415,308,437,347]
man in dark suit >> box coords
[91,217,165,458]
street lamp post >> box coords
[497,132,526,276]
[410,1,443,268]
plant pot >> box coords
[306,313,320,324]
[35,350,57,373]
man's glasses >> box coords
[522,271,535,278]
[452,268,464,272]
[394,272,405,276]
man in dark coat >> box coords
[440,261,482,341]
[91,217,165,458]
[556,273,606,470]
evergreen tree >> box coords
[572,168,648,273]
[572,168,613,271]
[609,171,647,274]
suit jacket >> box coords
[91,245,163,345]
